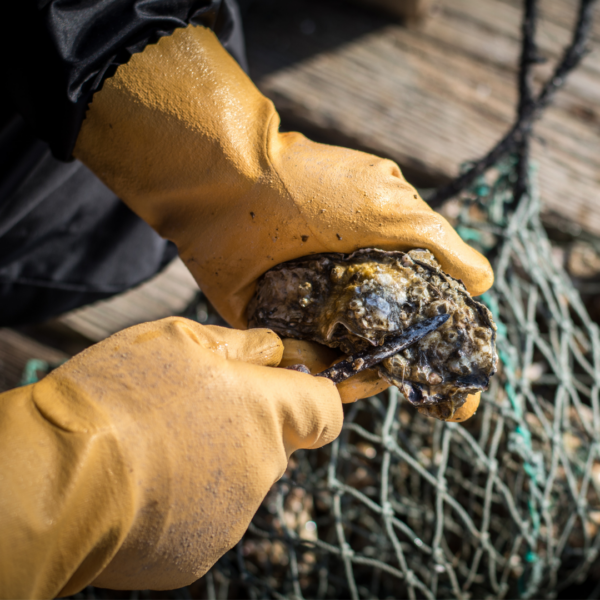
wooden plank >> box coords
[259,28,514,179]
[498,0,600,43]
[431,0,600,104]
[351,0,434,22]
[58,257,198,342]
[245,0,600,235]
[0,330,68,392]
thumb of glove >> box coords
[280,339,389,403]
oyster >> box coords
[248,248,497,420]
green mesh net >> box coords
[200,157,600,600]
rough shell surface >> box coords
[248,249,497,420]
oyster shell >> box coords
[248,248,497,420]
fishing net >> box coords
[195,1,600,595]
[193,154,600,600]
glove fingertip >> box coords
[446,393,481,422]
[279,339,339,373]
[337,369,390,404]
[244,329,284,366]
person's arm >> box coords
[0,319,342,597]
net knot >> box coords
[329,477,340,491]
[383,435,395,452]
[341,542,354,559]
[433,548,445,563]
[405,569,417,585]
[586,548,598,563]
[558,372,572,386]
[524,322,538,335]
[559,319,573,333]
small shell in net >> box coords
[248,248,497,420]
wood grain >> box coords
[351,0,434,21]
[246,0,600,235]
[58,257,198,341]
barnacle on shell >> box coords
[248,248,497,421]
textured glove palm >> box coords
[0,319,342,597]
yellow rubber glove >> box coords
[0,318,342,598]
[73,24,494,333]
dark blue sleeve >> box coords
[1,0,244,161]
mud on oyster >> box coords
[248,249,498,421]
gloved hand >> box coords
[0,318,342,598]
[73,24,494,333]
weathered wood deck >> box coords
[246,0,600,234]
[57,257,198,341]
